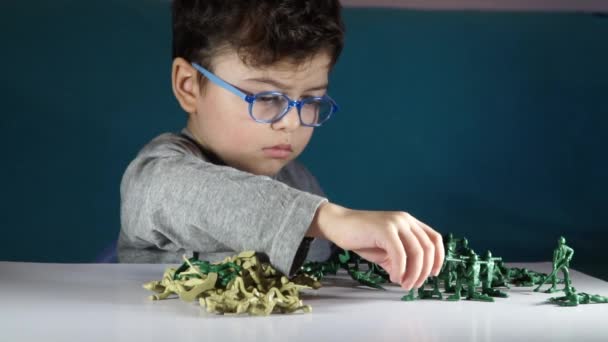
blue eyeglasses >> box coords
[192,63,338,127]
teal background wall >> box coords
[1,1,606,279]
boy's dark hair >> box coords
[172,0,344,87]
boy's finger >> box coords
[398,226,423,290]
[415,218,445,276]
[385,226,407,285]
[408,217,435,288]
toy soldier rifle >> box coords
[480,256,502,272]
[446,257,488,265]
[445,257,465,264]
[533,259,568,292]
[483,257,502,272]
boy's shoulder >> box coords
[136,129,203,160]
[133,128,227,166]
[274,159,325,197]
[130,128,324,196]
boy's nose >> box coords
[271,106,301,132]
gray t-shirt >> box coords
[118,128,333,275]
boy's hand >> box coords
[309,202,444,290]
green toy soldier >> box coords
[401,288,417,301]
[447,251,493,302]
[481,251,508,298]
[534,236,574,293]
[463,253,494,302]
[458,238,472,257]
[548,286,608,306]
[445,258,466,301]
[508,267,543,287]
[417,278,442,300]
[402,278,443,301]
[437,233,459,292]
[490,259,511,289]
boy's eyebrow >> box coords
[244,77,328,92]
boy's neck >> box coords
[181,126,227,167]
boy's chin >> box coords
[249,160,289,177]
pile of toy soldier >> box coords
[297,234,607,307]
[143,235,606,315]
[143,251,321,315]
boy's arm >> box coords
[120,150,326,276]
[277,160,336,263]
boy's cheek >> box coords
[294,129,314,153]
[216,126,261,157]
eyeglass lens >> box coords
[251,94,332,125]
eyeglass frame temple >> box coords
[192,63,254,103]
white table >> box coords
[1,261,607,342]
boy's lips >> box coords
[263,144,293,159]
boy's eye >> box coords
[257,95,282,103]
[302,90,328,99]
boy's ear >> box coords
[172,57,199,114]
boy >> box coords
[119,0,444,291]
